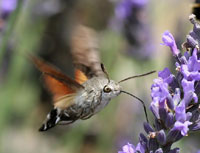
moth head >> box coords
[102,80,121,99]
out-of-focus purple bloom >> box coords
[161,31,180,56]
[118,143,135,153]
[112,0,155,60]
[115,0,132,19]
[0,0,18,18]
[115,0,147,19]
[131,0,148,6]
[196,150,200,153]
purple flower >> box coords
[173,121,192,136]
[183,14,200,49]
[157,130,166,145]
[118,15,200,153]
[168,148,180,153]
[113,0,155,60]
[180,48,200,81]
[131,0,148,7]
[135,142,146,153]
[115,0,148,19]
[0,0,17,18]
[150,69,175,120]
[181,79,198,106]
[115,0,132,19]
[196,150,200,153]
[161,31,179,56]
[172,88,181,106]
[118,143,135,153]
[150,103,160,119]
[158,68,174,84]
[119,141,148,153]
[144,122,154,134]
[165,112,175,128]
[151,78,170,106]
[190,121,200,131]
[155,148,163,153]
[175,101,187,122]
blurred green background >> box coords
[0,0,199,153]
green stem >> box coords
[0,0,23,64]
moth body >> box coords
[33,25,152,132]
[39,77,121,131]
[79,77,121,113]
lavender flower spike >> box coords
[173,120,192,136]
[161,31,180,56]
[118,143,135,153]
[118,15,200,153]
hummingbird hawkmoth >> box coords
[32,25,155,131]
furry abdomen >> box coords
[59,77,111,120]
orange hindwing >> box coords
[31,55,84,106]
[75,69,88,84]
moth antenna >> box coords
[120,90,149,123]
[101,63,110,83]
[118,70,156,83]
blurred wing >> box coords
[54,94,76,109]
[31,56,83,106]
[75,69,88,84]
[44,75,75,101]
[71,25,105,78]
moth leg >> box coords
[90,100,95,113]
[58,120,76,125]
[57,108,79,125]
[81,114,94,120]
[79,107,93,120]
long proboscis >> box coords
[120,90,149,123]
[118,70,156,83]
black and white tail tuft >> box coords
[39,108,61,132]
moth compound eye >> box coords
[103,86,112,93]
